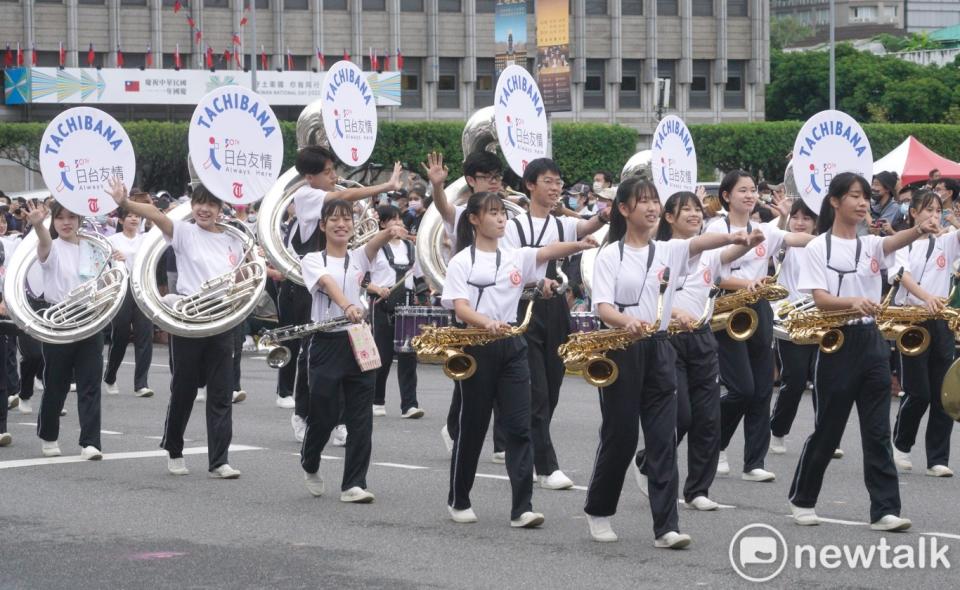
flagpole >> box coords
[250,0,258,91]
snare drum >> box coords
[393,306,454,353]
[569,311,599,333]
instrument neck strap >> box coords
[320,250,350,310]
[825,229,862,297]
[513,214,564,279]
[381,240,414,282]
[467,244,501,311]
[908,235,936,288]
[614,239,656,312]
[724,216,753,273]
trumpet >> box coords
[260,315,360,368]
[412,300,535,381]
[709,279,788,341]
[558,270,671,388]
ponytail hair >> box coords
[906,189,942,228]
[317,198,354,252]
[454,191,506,253]
[655,191,702,242]
[606,177,660,245]
[815,172,871,234]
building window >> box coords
[622,0,642,15]
[203,0,228,6]
[475,57,495,107]
[438,0,461,11]
[586,0,606,15]
[850,5,878,22]
[619,58,642,108]
[656,59,676,108]
[724,59,745,109]
[362,0,386,9]
[78,0,104,4]
[583,59,605,109]
[657,0,678,16]
[121,0,148,5]
[692,0,712,16]
[689,59,711,109]
[163,52,187,69]
[883,5,898,18]
[477,0,496,12]
[286,0,309,7]
[438,57,460,109]
[401,56,422,109]
[400,0,423,9]
[727,0,747,17]
[35,51,61,67]
[324,0,347,9]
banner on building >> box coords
[495,0,528,76]
[3,67,401,107]
[535,0,571,112]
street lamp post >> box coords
[829,0,835,110]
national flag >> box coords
[187,16,195,29]
[59,41,65,67]
[116,44,124,67]
[16,42,22,67]
[124,80,140,92]
[240,7,248,26]
[383,52,390,71]
[343,49,350,62]
[317,48,325,71]
[232,32,241,46]
[286,49,293,71]
[145,44,153,68]
[87,43,95,67]
[234,49,242,68]
[3,45,11,68]
[174,43,182,69]
[205,45,214,69]
[397,49,403,70]
[260,45,267,70]
[195,29,202,44]
[173,0,182,13]
[223,47,232,66]
[31,44,37,67]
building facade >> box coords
[771,0,904,45]
[0,0,769,136]
[906,1,960,32]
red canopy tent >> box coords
[873,136,960,185]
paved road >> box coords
[2,347,959,589]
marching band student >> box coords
[29,199,105,460]
[280,146,401,443]
[788,172,939,529]
[891,189,959,477]
[1,214,26,413]
[298,199,407,502]
[705,170,814,482]
[633,191,764,512]
[107,178,245,479]
[584,178,757,546]
[103,208,154,398]
[503,157,607,490]
[366,205,424,419]
[769,200,826,456]
[426,151,510,460]
[443,191,596,527]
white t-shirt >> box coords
[301,247,374,330]
[442,246,544,323]
[894,233,960,304]
[369,240,423,291]
[777,247,808,304]
[503,213,580,281]
[0,235,22,292]
[38,239,84,304]
[442,204,467,242]
[165,220,245,297]
[705,218,786,281]
[673,248,728,319]
[108,231,144,273]
[291,184,328,244]
[591,238,696,330]
[798,233,893,301]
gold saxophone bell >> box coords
[884,324,930,357]
[709,306,758,341]
[581,356,619,388]
[818,328,844,354]
[443,350,477,381]
[941,357,960,421]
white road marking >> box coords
[101,430,123,435]
[17,422,37,427]
[921,532,960,540]
[373,462,429,470]
[0,444,263,470]
[679,499,736,509]
[784,514,868,526]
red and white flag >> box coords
[205,45,214,69]
[397,49,403,70]
[316,48,325,71]
[16,42,23,67]
[286,48,294,71]
[145,44,153,68]
[59,41,65,67]
[31,44,37,67]
[173,0,182,13]
[260,45,267,70]
[116,44,124,67]
[87,43,95,67]
[174,43,182,69]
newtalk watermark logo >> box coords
[729,523,951,582]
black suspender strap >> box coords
[515,214,565,279]
[319,251,351,310]
[614,240,656,312]
[724,217,752,272]
[512,217,526,247]
[908,235,936,287]
[825,230,862,297]
[467,245,501,311]
[381,240,414,282]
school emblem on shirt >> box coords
[228,252,239,266]
[870,258,880,273]
[657,268,667,282]
[755,244,766,257]
[510,270,522,286]
[938,254,946,269]
[702,268,712,284]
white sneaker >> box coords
[372,404,387,417]
[232,390,247,404]
[585,514,618,542]
[60,408,67,416]
[491,451,506,464]
[893,448,912,472]
[870,514,912,531]
[401,407,425,419]
[538,470,574,490]
[717,450,730,476]
[242,336,257,352]
[633,462,648,497]
[41,440,61,457]
[69,383,76,392]
[291,414,306,443]
[832,448,844,459]
[105,383,119,395]
[769,436,786,454]
[790,503,819,526]
[209,464,242,479]
[80,446,102,460]
[304,472,325,496]
[7,395,18,409]
[687,496,719,511]
[654,531,692,549]
[440,425,454,454]
[276,395,295,409]
[340,487,375,503]
[742,468,776,482]
[18,398,32,414]
[34,378,43,392]
[167,457,189,476]
[926,465,954,478]
[331,424,347,447]
[135,387,154,398]
[195,387,206,402]
[0,432,12,447]
[510,511,545,528]
[448,505,478,523]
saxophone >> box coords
[412,299,535,381]
[259,315,358,369]
[558,270,673,388]
[709,278,789,341]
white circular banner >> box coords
[321,60,378,166]
[494,64,549,175]
[650,115,698,202]
[791,109,873,215]
[39,107,135,216]
[188,86,284,205]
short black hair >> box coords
[295,145,336,176]
[463,152,503,178]
[595,170,612,184]
[522,158,561,193]
[377,204,402,227]
[190,184,223,208]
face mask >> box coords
[596,200,609,212]
[871,190,882,201]
[566,197,579,209]
[408,200,422,212]
[593,182,604,193]
[898,202,909,216]
[248,214,257,223]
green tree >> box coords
[771,16,815,50]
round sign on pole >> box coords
[791,109,873,215]
[188,86,284,205]
[39,107,135,216]
[650,115,697,202]
[494,64,549,176]
[320,60,378,167]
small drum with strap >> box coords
[393,305,454,353]
[568,310,599,334]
